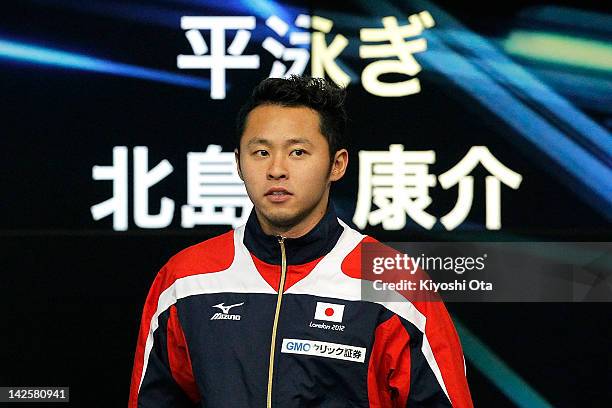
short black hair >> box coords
[235,75,348,159]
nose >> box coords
[267,153,288,180]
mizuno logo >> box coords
[213,302,244,314]
[210,302,244,321]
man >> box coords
[129,76,473,407]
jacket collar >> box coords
[243,201,343,265]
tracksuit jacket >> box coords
[129,204,473,407]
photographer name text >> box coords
[373,279,493,291]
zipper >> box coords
[266,236,288,408]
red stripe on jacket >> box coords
[368,314,411,407]
[167,305,200,402]
[128,230,235,408]
[342,235,473,408]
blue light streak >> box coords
[410,0,612,209]
[454,318,554,408]
[354,0,611,219]
[0,39,210,90]
[29,0,183,29]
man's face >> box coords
[236,104,345,231]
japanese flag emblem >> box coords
[314,302,345,323]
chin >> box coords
[261,208,302,227]
[267,213,299,228]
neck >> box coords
[242,197,342,265]
[256,195,330,239]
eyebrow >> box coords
[246,137,313,147]
[246,138,271,147]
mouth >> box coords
[265,187,292,196]
[265,187,292,202]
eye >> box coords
[290,149,306,157]
[254,150,269,157]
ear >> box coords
[234,148,243,180]
[329,149,348,182]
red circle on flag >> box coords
[325,307,334,316]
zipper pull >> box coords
[276,235,285,244]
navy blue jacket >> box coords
[129,205,473,407]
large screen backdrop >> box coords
[1,0,611,406]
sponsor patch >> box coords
[281,338,366,363]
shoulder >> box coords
[141,229,238,310]
[339,229,396,280]
[163,229,236,281]
[336,218,378,279]
[340,235,378,279]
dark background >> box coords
[1,0,611,406]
